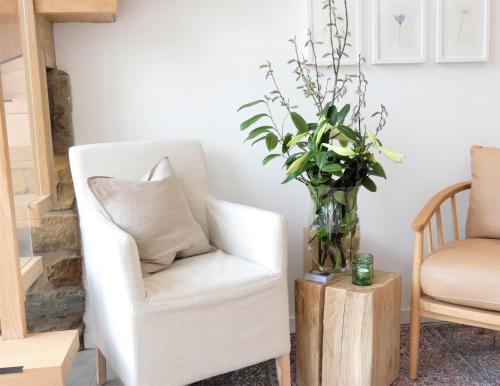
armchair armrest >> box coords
[82,212,146,305]
[412,181,471,231]
[410,181,472,312]
[206,198,288,274]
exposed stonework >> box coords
[31,210,80,252]
[25,287,85,332]
[47,69,73,154]
[47,256,82,287]
[25,69,84,339]
[53,154,76,210]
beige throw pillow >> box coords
[88,158,212,276]
[466,145,500,239]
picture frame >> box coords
[436,0,491,63]
[371,0,427,64]
[309,0,362,66]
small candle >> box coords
[352,253,373,286]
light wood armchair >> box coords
[408,181,500,380]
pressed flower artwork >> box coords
[458,8,472,43]
[393,14,406,44]
[372,0,426,64]
[436,0,490,62]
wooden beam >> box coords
[18,0,56,198]
[34,0,117,23]
[36,16,56,68]
[0,0,22,63]
[0,70,27,340]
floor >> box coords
[67,324,500,386]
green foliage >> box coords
[236,0,404,193]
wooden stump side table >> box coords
[295,271,401,386]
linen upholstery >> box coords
[69,140,290,386]
[88,158,212,275]
[466,145,500,239]
[421,238,500,312]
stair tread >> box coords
[14,194,52,228]
[19,256,43,292]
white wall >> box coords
[54,0,499,320]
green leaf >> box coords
[316,151,329,170]
[281,172,298,184]
[290,112,309,134]
[240,113,268,130]
[327,105,337,124]
[245,126,273,142]
[285,153,302,166]
[362,177,377,192]
[265,133,279,151]
[336,104,351,124]
[316,227,328,240]
[237,100,265,112]
[315,123,331,148]
[322,144,355,157]
[333,191,346,205]
[282,133,293,153]
[287,132,308,147]
[321,163,342,173]
[337,125,359,143]
[262,154,281,165]
[287,152,310,174]
[380,147,404,164]
[251,136,267,146]
[370,162,387,179]
[308,123,318,131]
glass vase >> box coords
[306,186,360,273]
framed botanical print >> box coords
[436,0,491,62]
[372,0,427,64]
[309,0,362,66]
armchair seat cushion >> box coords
[421,238,500,312]
[144,249,280,307]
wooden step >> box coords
[34,0,117,23]
[14,194,52,228]
[0,330,79,386]
[20,256,43,292]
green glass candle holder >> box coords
[352,253,373,286]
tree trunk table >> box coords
[295,271,401,386]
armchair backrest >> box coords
[69,140,211,235]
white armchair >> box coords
[69,140,291,386]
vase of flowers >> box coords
[307,185,360,272]
[237,0,403,273]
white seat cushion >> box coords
[144,250,279,307]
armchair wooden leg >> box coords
[408,302,420,380]
[96,348,107,385]
[275,353,291,386]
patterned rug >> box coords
[190,324,500,386]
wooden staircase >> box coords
[0,1,117,385]
[2,56,53,227]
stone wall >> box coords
[25,69,85,340]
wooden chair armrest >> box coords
[412,181,471,232]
